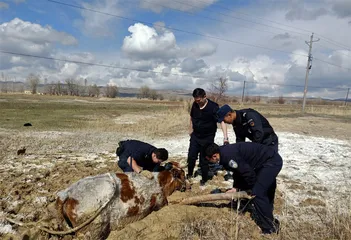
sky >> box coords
[0,0,350,98]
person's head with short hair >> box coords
[192,88,207,106]
[152,148,168,163]
[216,104,236,124]
[205,143,221,164]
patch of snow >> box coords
[151,130,351,209]
[0,224,15,235]
[33,196,47,206]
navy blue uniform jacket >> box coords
[233,109,277,146]
[219,142,276,189]
[120,140,159,171]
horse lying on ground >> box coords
[54,163,188,239]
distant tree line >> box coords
[0,73,119,98]
[137,86,164,100]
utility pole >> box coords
[302,33,320,112]
[345,88,350,106]
[241,80,246,103]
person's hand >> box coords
[225,188,237,193]
[140,170,154,180]
[223,138,229,145]
[188,130,193,136]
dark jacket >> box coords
[117,140,159,171]
[190,99,219,137]
[233,109,278,146]
[219,142,277,189]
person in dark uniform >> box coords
[187,88,228,186]
[205,142,283,234]
[217,105,278,152]
[116,140,168,176]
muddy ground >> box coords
[0,115,350,240]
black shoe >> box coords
[238,199,254,214]
[186,174,193,179]
[200,180,207,186]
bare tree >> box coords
[26,73,40,94]
[88,84,100,97]
[65,78,80,96]
[210,77,228,102]
[1,72,8,93]
[149,89,158,100]
[278,95,286,104]
[105,84,119,98]
[138,86,151,99]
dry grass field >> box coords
[0,93,350,240]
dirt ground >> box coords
[0,115,350,240]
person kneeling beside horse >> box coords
[205,142,283,234]
[116,139,168,179]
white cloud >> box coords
[272,32,294,40]
[285,6,329,21]
[180,57,207,73]
[190,41,217,57]
[0,2,9,10]
[74,0,124,37]
[0,18,77,56]
[139,0,219,13]
[122,23,180,60]
[332,0,351,18]
[1,1,350,99]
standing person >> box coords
[205,142,283,234]
[217,105,278,152]
[116,140,168,178]
[187,88,228,186]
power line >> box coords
[48,0,351,70]
[252,82,346,90]
[170,0,351,55]
[315,41,351,58]
[313,57,351,70]
[138,0,283,37]
[0,50,213,80]
[161,0,309,37]
[47,0,308,57]
[180,0,351,51]
[1,50,348,90]
[315,34,351,51]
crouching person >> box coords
[116,139,168,179]
[204,142,283,234]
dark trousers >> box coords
[117,151,133,172]
[251,153,283,233]
[187,133,215,182]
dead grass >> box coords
[179,215,231,240]
[0,94,187,138]
[229,102,351,118]
[1,94,351,240]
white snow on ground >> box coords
[0,212,15,235]
[150,130,351,211]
